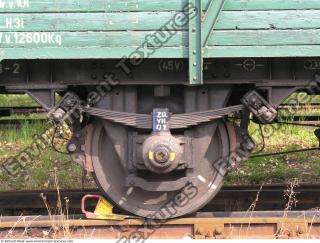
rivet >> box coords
[193,62,197,66]
[68,144,77,152]
[193,76,197,81]
[193,50,197,54]
[91,74,97,80]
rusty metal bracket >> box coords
[194,223,225,239]
[84,124,94,172]
[0,211,319,238]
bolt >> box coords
[243,138,255,152]
[288,230,296,238]
[296,226,306,235]
[214,227,223,235]
[91,74,98,80]
[249,95,258,104]
[68,143,77,152]
[224,72,230,78]
[154,149,169,164]
[129,181,135,186]
[65,99,73,106]
[64,98,77,108]
[103,72,109,79]
[195,227,205,236]
[53,113,63,120]
[263,110,275,122]
[211,73,217,78]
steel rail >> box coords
[1,184,319,214]
[0,211,319,239]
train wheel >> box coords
[90,119,234,219]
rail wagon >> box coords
[1,0,320,218]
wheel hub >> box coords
[154,147,169,164]
[142,132,182,174]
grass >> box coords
[226,92,320,185]
[226,121,320,185]
[0,94,38,107]
[0,94,60,108]
[0,121,95,191]
[0,93,96,191]
[5,121,47,143]
[41,169,72,238]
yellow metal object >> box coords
[94,198,127,220]
[169,152,176,162]
[148,151,154,161]
[81,195,127,220]
[148,151,176,162]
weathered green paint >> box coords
[215,10,320,30]
[188,0,224,85]
[205,46,320,58]
[2,29,320,48]
[0,0,206,12]
[210,30,320,46]
[3,45,320,60]
[197,0,225,85]
[0,47,187,59]
[202,0,224,47]
[0,11,319,48]
[2,10,320,32]
[0,0,320,13]
[0,12,178,31]
[188,0,202,85]
[0,0,320,81]
[0,31,185,48]
[224,0,320,11]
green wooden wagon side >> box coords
[1,0,320,84]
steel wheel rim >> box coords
[92,120,230,218]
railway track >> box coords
[0,185,319,238]
[0,211,319,239]
[0,106,45,116]
[1,184,319,215]
[0,118,48,127]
